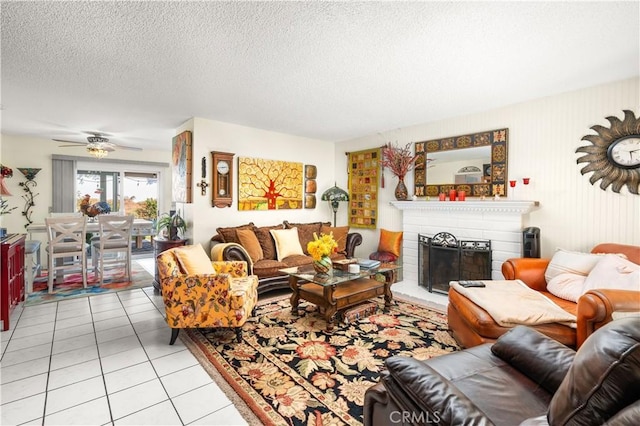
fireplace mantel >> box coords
[390,199,540,282]
[390,200,540,214]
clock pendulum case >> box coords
[211,151,234,207]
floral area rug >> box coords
[182,295,460,425]
[26,259,154,306]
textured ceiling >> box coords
[1,1,638,151]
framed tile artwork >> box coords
[304,164,317,209]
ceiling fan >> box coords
[54,132,142,158]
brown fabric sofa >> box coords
[210,221,362,294]
[364,317,640,426]
[448,242,640,349]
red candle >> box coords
[509,180,517,188]
[439,193,446,201]
[449,189,457,201]
[458,190,466,201]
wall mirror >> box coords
[414,128,508,197]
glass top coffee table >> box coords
[280,263,401,331]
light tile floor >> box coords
[1,259,446,426]
[1,259,246,426]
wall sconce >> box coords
[196,156,209,196]
[321,183,349,227]
[18,168,41,228]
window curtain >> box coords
[52,156,76,213]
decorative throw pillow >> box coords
[253,224,283,260]
[581,254,640,294]
[320,225,349,254]
[236,228,264,263]
[270,228,304,261]
[284,221,329,254]
[216,222,255,244]
[173,243,215,274]
[546,273,587,302]
[544,249,603,283]
[378,229,403,257]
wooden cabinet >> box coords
[1,234,26,331]
[153,238,187,291]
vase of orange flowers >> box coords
[381,142,419,201]
[307,232,338,276]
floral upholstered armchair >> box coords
[156,244,259,345]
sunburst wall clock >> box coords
[576,110,640,195]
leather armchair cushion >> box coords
[385,344,552,424]
[549,317,640,425]
[491,325,575,394]
[384,356,490,425]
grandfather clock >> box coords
[211,151,234,208]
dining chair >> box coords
[49,212,83,217]
[45,216,88,293]
[92,215,134,285]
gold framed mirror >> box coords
[414,128,508,197]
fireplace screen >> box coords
[419,232,491,294]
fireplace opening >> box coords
[419,232,491,294]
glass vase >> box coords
[313,255,333,276]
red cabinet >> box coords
[1,234,26,331]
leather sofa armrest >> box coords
[210,242,254,275]
[491,325,575,394]
[501,258,550,291]
[384,356,490,425]
[346,232,363,258]
[576,289,640,348]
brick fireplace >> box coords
[390,200,539,285]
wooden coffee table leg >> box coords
[383,281,393,312]
[324,305,338,332]
[289,276,300,315]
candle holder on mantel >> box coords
[18,168,41,229]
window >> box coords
[76,164,160,220]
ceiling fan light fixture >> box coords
[87,146,108,159]
[87,136,109,144]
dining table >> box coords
[26,218,155,248]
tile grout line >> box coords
[118,288,187,426]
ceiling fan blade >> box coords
[58,144,86,148]
[113,144,143,151]
[53,139,87,145]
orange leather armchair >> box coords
[448,243,640,349]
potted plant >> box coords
[156,211,187,240]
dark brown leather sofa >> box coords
[364,317,640,426]
[211,222,362,294]
[448,242,640,349]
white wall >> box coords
[176,117,340,251]
[0,134,172,234]
[336,77,640,257]
[3,77,638,260]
